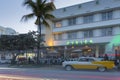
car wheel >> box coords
[98,67,106,72]
[65,65,72,71]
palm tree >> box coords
[21,0,55,63]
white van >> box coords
[0,59,11,64]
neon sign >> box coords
[66,39,93,45]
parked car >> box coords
[0,59,11,64]
[62,57,115,72]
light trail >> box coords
[0,74,61,80]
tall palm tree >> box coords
[21,0,55,63]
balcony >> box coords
[53,18,120,33]
[53,35,114,46]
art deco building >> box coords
[42,0,120,58]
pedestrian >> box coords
[104,54,109,60]
[28,57,31,64]
[115,59,120,66]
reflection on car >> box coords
[62,57,115,72]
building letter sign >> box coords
[66,39,93,45]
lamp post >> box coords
[64,46,67,58]
[115,46,118,60]
[115,48,117,60]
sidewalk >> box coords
[8,64,63,70]
[3,64,120,71]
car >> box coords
[0,59,11,64]
[62,57,115,72]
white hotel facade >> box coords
[42,0,120,58]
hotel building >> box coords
[42,0,120,58]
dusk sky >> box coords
[0,0,93,33]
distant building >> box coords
[0,26,18,35]
[0,26,18,61]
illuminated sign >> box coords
[66,39,93,45]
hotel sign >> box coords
[66,39,93,45]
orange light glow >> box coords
[46,39,54,46]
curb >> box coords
[8,65,63,70]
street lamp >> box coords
[115,46,118,60]
[64,46,67,58]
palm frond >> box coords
[23,0,30,6]
[40,0,47,10]
[22,0,56,28]
[35,17,40,25]
[42,20,50,27]
[41,0,47,6]
[23,0,36,11]
[36,0,42,7]
[45,14,55,20]
[46,2,56,10]
[21,13,35,21]
[43,2,55,13]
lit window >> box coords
[55,21,62,28]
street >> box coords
[0,65,120,80]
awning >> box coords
[72,49,82,53]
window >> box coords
[68,17,76,26]
[101,11,113,21]
[54,33,62,40]
[101,27,113,36]
[79,58,88,62]
[55,21,62,28]
[84,30,93,38]
[63,8,66,12]
[54,34,57,40]
[87,58,95,62]
[68,32,77,39]
[58,33,62,40]
[83,15,94,23]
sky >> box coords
[0,0,93,33]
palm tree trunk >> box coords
[37,17,41,64]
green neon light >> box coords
[111,35,120,46]
[66,39,94,45]
[75,41,79,45]
[84,40,87,44]
[66,41,70,45]
[89,40,93,43]
[108,35,120,47]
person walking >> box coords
[104,54,109,61]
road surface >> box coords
[0,65,120,80]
